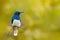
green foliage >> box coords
[0,0,60,40]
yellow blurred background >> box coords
[0,0,60,40]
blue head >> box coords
[12,11,24,20]
[12,11,21,20]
